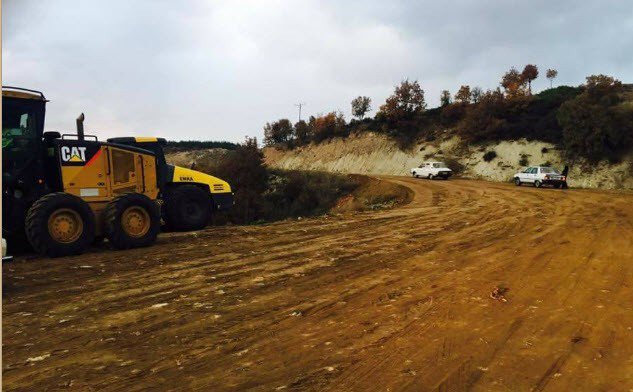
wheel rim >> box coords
[48,208,83,243]
[121,206,151,238]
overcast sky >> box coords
[3,0,633,142]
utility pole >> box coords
[295,102,306,122]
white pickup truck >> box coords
[513,166,568,188]
[411,161,452,180]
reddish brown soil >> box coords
[3,177,633,391]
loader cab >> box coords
[2,87,47,181]
[2,88,70,194]
[2,87,50,235]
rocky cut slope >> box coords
[264,132,633,189]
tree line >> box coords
[165,140,238,151]
[263,65,633,163]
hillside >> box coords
[264,132,633,189]
[262,76,633,188]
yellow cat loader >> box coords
[106,137,233,231]
[2,86,232,257]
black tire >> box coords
[429,174,434,180]
[104,193,160,250]
[514,177,521,186]
[163,185,212,231]
[534,180,542,188]
[25,193,95,257]
[412,172,417,178]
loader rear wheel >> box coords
[25,193,95,257]
[163,185,211,231]
[104,193,160,249]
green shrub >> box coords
[454,86,584,144]
[262,170,359,221]
[519,154,529,166]
[483,150,497,162]
[206,141,360,224]
[213,138,269,224]
[558,76,633,162]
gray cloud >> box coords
[3,0,632,142]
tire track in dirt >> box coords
[3,177,633,391]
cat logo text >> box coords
[61,146,87,162]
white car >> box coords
[411,161,452,180]
[513,166,568,188]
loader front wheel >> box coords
[25,193,95,257]
[163,185,211,231]
[104,193,160,249]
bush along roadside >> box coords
[201,138,408,225]
[260,170,360,222]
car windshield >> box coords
[433,163,447,168]
[540,167,560,174]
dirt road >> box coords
[3,177,633,391]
